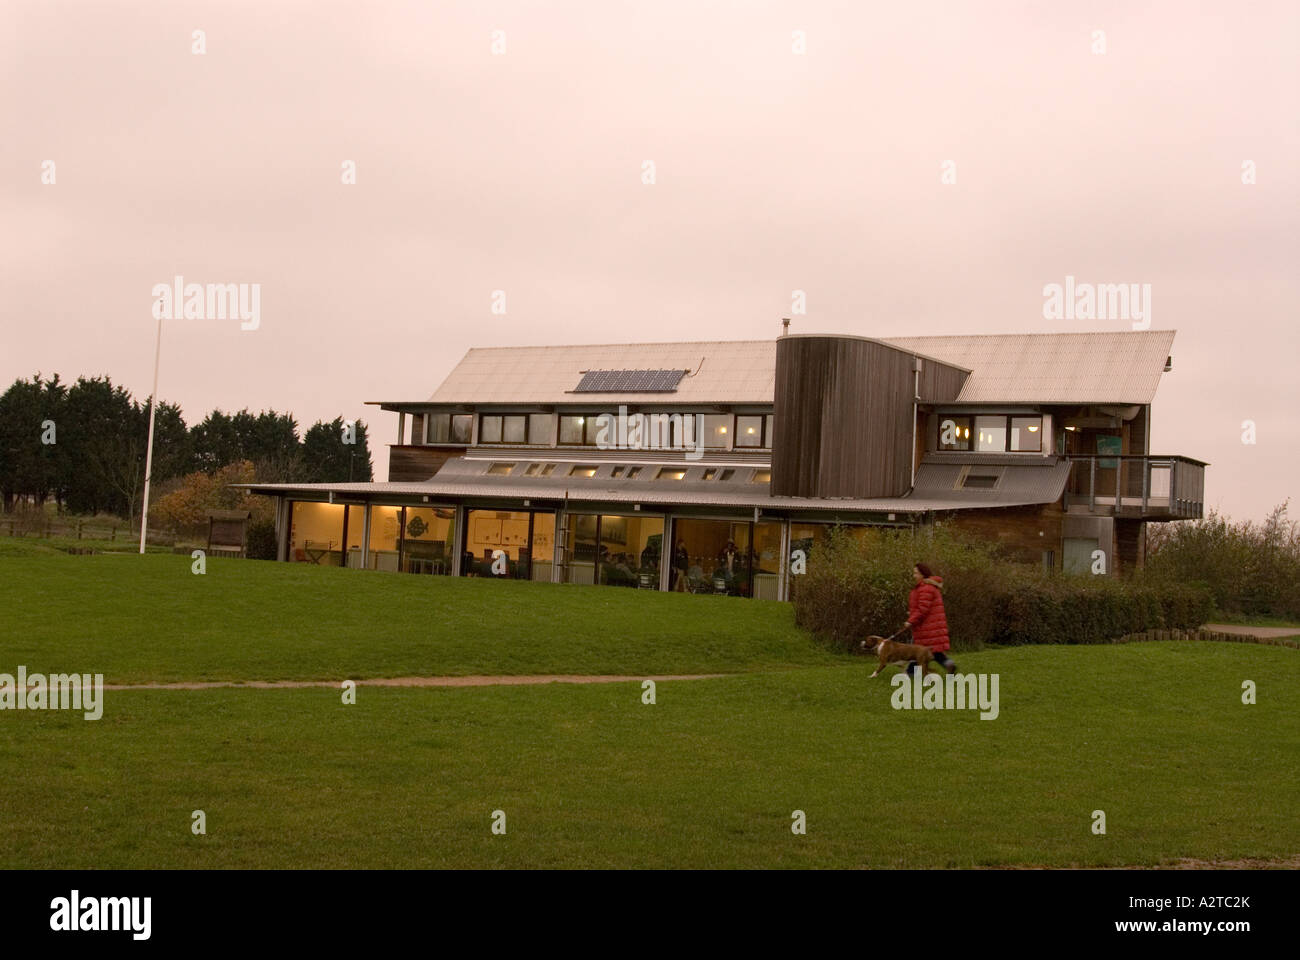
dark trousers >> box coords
[905,650,953,674]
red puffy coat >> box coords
[907,576,950,652]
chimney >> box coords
[781,318,790,337]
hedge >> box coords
[792,524,1213,652]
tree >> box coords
[300,417,373,482]
[191,408,300,480]
[0,374,65,510]
[151,460,274,538]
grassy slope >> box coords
[1,643,1295,869]
[0,552,838,681]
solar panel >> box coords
[573,369,687,393]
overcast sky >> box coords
[3,0,1296,520]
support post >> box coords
[139,315,163,553]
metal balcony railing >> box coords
[1062,455,1207,519]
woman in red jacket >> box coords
[902,562,957,675]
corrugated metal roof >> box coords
[236,450,1069,513]
[426,340,778,405]
[910,456,1072,505]
[410,330,1176,407]
[884,330,1177,404]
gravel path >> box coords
[1204,624,1300,639]
[99,673,729,691]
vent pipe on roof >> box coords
[781,318,790,336]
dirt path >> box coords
[1204,623,1300,639]
[100,673,729,691]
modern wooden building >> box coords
[240,329,1207,599]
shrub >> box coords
[151,460,274,539]
[793,523,1214,651]
[246,519,277,561]
[1146,502,1300,619]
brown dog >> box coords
[860,635,940,678]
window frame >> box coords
[735,415,764,449]
[937,414,1043,453]
[936,415,974,452]
[558,415,587,446]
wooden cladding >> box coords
[771,336,967,499]
[388,445,464,482]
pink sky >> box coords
[3,0,1297,520]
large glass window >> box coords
[699,414,731,450]
[670,519,754,597]
[480,414,528,444]
[427,413,473,444]
[288,501,345,566]
[937,415,973,451]
[427,414,449,443]
[502,414,527,443]
[367,505,402,571]
[527,414,552,445]
[1010,416,1043,452]
[480,415,503,443]
[975,416,1007,452]
[462,510,555,581]
[943,414,1043,452]
[450,414,472,443]
[403,507,454,574]
[343,504,367,568]
[584,413,614,446]
[673,414,697,450]
[559,415,586,445]
[563,514,664,588]
[736,415,763,448]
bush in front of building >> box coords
[792,523,1006,652]
[1145,503,1300,619]
[793,524,1213,652]
[245,519,278,561]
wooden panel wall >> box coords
[771,336,966,499]
[944,501,1065,567]
[388,445,463,482]
[917,359,970,403]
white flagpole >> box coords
[139,315,163,554]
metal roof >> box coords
[884,330,1177,404]
[403,330,1177,408]
[424,340,777,406]
[236,454,1070,513]
[910,455,1072,505]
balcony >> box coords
[1063,455,1207,520]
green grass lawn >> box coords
[1,643,1295,869]
[0,550,837,681]
[1,550,1296,868]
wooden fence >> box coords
[1111,627,1299,650]
[0,516,175,546]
